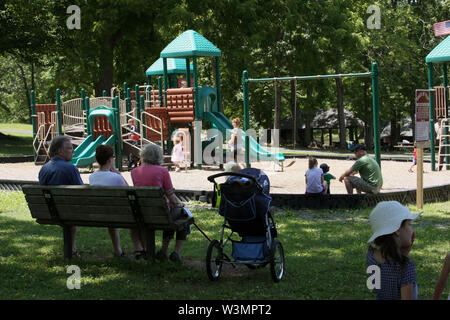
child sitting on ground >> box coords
[320,163,335,194]
[305,157,327,195]
[366,201,421,300]
[171,138,185,172]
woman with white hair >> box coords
[130,143,186,262]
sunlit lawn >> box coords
[0,191,448,300]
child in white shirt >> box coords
[305,157,327,194]
[171,138,185,172]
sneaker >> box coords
[169,251,182,263]
[408,169,413,173]
[175,167,181,172]
[155,250,168,261]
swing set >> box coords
[241,62,381,168]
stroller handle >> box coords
[207,172,263,190]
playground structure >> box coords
[425,35,450,171]
[31,30,286,171]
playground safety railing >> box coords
[32,112,57,163]
[120,111,163,155]
[62,98,85,138]
[89,97,113,109]
[140,111,164,145]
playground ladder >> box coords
[437,118,450,169]
[33,111,57,165]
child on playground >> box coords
[305,157,327,195]
[366,201,421,300]
[171,137,185,172]
[432,252,450,300]
[320,163,335,194]
[128,119,139,144]
[408,142,417,173]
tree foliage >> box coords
[0,0,448,146]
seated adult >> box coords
[39,135,83,258]
[130,143,186,262]
[89,145,127,257]
[339,144,383,194]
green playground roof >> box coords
[145,58,194,76]
[426,36,450,63]
[160,30,221,58]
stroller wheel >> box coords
[206,240,223,281]
[270,240,285,283]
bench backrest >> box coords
[22,185,176,230]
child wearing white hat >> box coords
[366,201,422,300]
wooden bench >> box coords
[22,185,194,259]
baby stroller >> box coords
[206,168,285,282]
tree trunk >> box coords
[17,63,31,123]
[390,110,398,146]
[94,32,122,97]
[335,68,346,149]
[304,87,313,146]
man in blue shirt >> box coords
[39,135,83,257]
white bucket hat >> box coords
[368,201,422,243]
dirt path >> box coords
[1,157,450,194]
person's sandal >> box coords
[71,249,81,259]
[114,251,126,258]
[133,250,146,260]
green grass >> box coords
[0,133,33,156]
[0,123,32,132]
[0,191,448,300]
[0,123,33,156]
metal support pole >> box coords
[186,58,191,87]
[140,95,146,140]
[443,63,449,169]
[293,79,297,149]
[163,58,168,107]
[158,77,163,107]
[371,62,381,167]
[31,90,37,162]
[56,89,63,136]
[428,63,436,171]
[215,57,222,113]
[193,57,201,169]
[135,84,141,134]
[416,147,423,209]
[242,70,250,168]
[113,97,122,171]
[123,82,128,102]
[85,97,91,136]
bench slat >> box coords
[28,204,52,220]
[24,195,47,205]
[35,219,183,230]
[22,185,165,199]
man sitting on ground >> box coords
[339,143,383,194]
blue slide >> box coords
[70,134,116,167]
[204,112,285,162]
